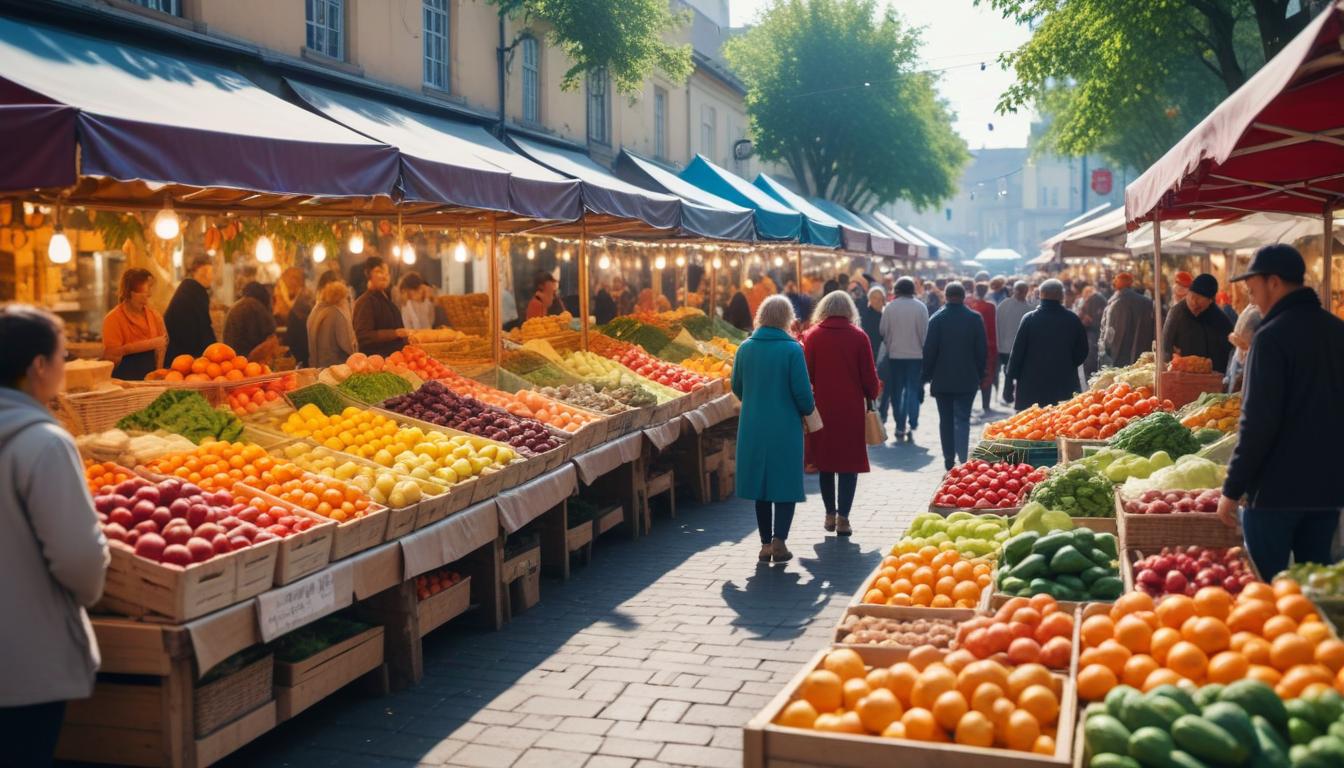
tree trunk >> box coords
[1190,1,1247,93]
[1250,0,1313,62]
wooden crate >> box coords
[832,604,976,655]
[275,626,385,721]
[194,654,273,738]
[595,504,625,536]
[503,545,541,615]
[273,516,336,586]
[984,553,1130,614]
[99,543,239,622]
[1114,490,1243,551]
[240,482,387,562]
[416,576,472,637]
[849,559,993,613]
[928,503,1022,517]
[743,646,1076,768]
[195,702,275,767]
[567,517,595,553]
[57,680,165,767]
[1072,517,1117,535]
[1056,437,1107,463]
[233,537,282,603]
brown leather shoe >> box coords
[771,538,792,562]
[836,517,853,536]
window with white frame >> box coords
[129,0,179,14]
[423,0,450,90]
[587,68,610,146]
[306,0,344,60]
[700,105,717,162]
[522,36,541,124]
[653,87,668,161]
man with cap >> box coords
[1006,279,1089,413]
[1162,272,1234,372]
[1217,244,1344,577]
[1099,272,1155,368]
[164,255,217,361]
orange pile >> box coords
[954,595,1074,669]
[146,343,272,383]
[84,460,133,495]
[256,472,373,523]
[1076,580,1344,700]
[776,646,1061,754]
[387,346,454,381]
[861,547,991,609]
[225,374,298,416]
[145,441,282,491]
[984,383,1172,441]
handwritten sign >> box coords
[256,570,337,642]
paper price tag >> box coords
[256,570,337,642]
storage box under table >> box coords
[416,576,471,637]
[274,626,385,721]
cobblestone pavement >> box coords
[225,398,1009,768]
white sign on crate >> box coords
[256,570,338,642]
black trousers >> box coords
[0,700,66,768]
[819,472,858,517]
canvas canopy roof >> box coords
[752,173,846,250]
[679,155,803,241]
[613,150,756,242]
[808,197,898,257]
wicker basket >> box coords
[1159,370,1226,408]
[58,386,167,435]
[1114,489,1243,550]
[194,653,273,737]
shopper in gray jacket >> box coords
[0,305,109,765]
[1099,272,1156,368]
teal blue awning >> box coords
[752,174,844,250]
[678,155,802,242]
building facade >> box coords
[92,0,763,176]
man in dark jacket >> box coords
[163,256,216,362]
[922,283,987,470]
[1162,272,1234,372]
[352,257,407,357]
[1007,279,1088,412]
[1218,245,1344,577]
[1099,272,1155,368]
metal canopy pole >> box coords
[488,213,502,389]
[1325,203,1335,310]
[578,220,590,351]
[1152,211,1165,402]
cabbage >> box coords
[1120,454,1227,494]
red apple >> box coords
[185,537,215,563]
[134,532,166,561]
[161,544,192,567]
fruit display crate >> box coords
[1055,437,1107,464]
[237,488,337,586]
[98,534,282,623]
[742,645,1077,768]
[928,503,1022,518]
[275,626,385,721]
[1071,517,1118,535]
[369,404,555,489]
[237,479,388,562]
[268,443,428,541]
[831,604,978,661]
[593,503,626,537]
[1113,489,1244,551]
[59,385,168,435]
[416,576,471,637]
[846,558,994,617]
[983,554,1132,615]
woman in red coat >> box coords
[802,291,881,536]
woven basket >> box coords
[1159,370,1226,408]
[193,653,273,737]
[1114,490,1244,551]
[58,386,168,435]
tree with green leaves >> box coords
[982,0,1318,169]
[490,0,693,94]
[724,0,968,210]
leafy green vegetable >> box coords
[1121,455,1228,496]
[117,390,244,444]
[1108,412,1201,459]
[338,372,413,404]
[1027,464,1115,518]
[269,614,373,663]
[287,383,345,415]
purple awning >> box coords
[287,80,581,222]
[509,136,681,232]
[0,17,398,200]
[0,104,76,192]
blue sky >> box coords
[728,0,1035,150]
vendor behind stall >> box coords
[163,256,216,362]
[353,256,408,356]
[1162,273,1234,372]
[224,282,279,365]
[101,268,167,380]
[525,271,560,320]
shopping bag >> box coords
[802,409,824,434]
[864,401,886,445]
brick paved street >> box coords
[226,399,1007,768]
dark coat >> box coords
[858,303,883,361]
[725,292,752,331]
[922,302,987,396]
[1007,299,1088,410]
[163,278,215,361]
[285,290,314,367]
[593,289,618,326]
[1224,288,1344,510]
[1162,300,1235,372]
[802,317,881,473]
[352,288,406,358]
[1099,287,1155,368]
[223,295,276,360]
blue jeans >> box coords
[884,358,923,432]
[1240,507,1340,578]
[935,393,975,470]
[875,359,892,422]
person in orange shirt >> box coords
[525,272,560,320]
[101,268,166,380]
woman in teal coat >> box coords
[732,294,816,563]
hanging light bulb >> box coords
[453,239,468,263]
[539,240,549,250]
[312,243,327,263]
[773,256,784,267]
[654,255,666,270]
[598,254,611,270]
[712,256,722,269]
[152,200,181,240]
[730,258,739,268]
[391,242,401,258]
[254,234,275,263]
[47,224,72,265]
[348,223,365,254]
[561,249,572,262]
[402,241,416,265]
[526,246,536,260]
[676,255,686,267]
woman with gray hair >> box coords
[732,294,816,562]
[802,291,880,535]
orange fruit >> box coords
[1077,664,1118,700]
[1122,654,1161,689]
[1241,636,1273,666]
[1184,616,1232,655]
[911,664,957,709]
[1277,594,1316,622]
[170,354,194,373]
[1017,684,1059,725]
[988,696,1016,734]
[1277,664,1334,698]
[911,584,934,606]
[1149,626,1181,665]
[203,342,235,363]
[887,662,919,702]
[1142,668,1187,692]
[1269,633,1313,671]
[1157,595,1198,629]
[1033,734,1057,756]
[958,659,1010,700]
[777,700,818,729]
[907,645,943,671]
[799,670,843,712]
[1193,587,1232,620]
[1261,615,1298,640]
[942,649,976,674]
[1247,664,1283,687]
[1004,709,1042,751]
[1273,578,1302,597]
[1299,620,1331,644]
[1240,582,1276,603]
[1206,651,1250,684]
[970,682,1004,714]
[865,668,895,693]
[1315,639,1344,672]
[1081,614,1115,647]
[900,707,938,741]
[881,721,907,739]
[1006,663,1054,699]
[856,688,902,733]
[1113,591,1155,618]
[932,690,969,731]
[842,678,872,710]
[814,711,865,734]
[823,648,867,681]
[1115,614,1155,653]
[954,710,994,747]
[1227,600,1277,635]
[1166,641,1209,681]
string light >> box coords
[654,255,666,270]
[348,220,365,254]
[539,240,548,250]
[773,256,784,267]
[453,239,469,263]
[47,222,71,265]
[152,200,181,240]
[561,249,572,262]
[312,243,327,263]
[712,256,722,269]
[598,254,611,270]
[402,241,416,264]
[526,246,535,260]
[254,234,274,263]
[675,255,686,267]
[730,258,739,268]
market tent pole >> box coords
[579,220,591,351]
[795,249,802,293]
[489,213,502,390]
[709,258,717,318]
[1153,211,1165,402]
[1326,204,1335,303]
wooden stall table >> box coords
[672,393,740,504]
[638,416,682,533]
[572,431,645,538]
[494,464,577,606]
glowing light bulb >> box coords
[526,246,536,260]
[254,234,274,263]
[47,228,72,264]
[712,257,722,269]
[598,254,611,270]
[171,247,183,269]
[561,249,572,262]
[402,242,416,264]
[152,202,180,240]
[391,243,401,258]
[454,240,468,263]
[676,255,686,267]
[773,256,784,267]
[539,240,549,250]
[312,243,327,263]
[348,228,365,254]
[654,255,666,270]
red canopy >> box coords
[1125,1,1344,224]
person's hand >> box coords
[1217,495,1240,529]
[152,335,168,351]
